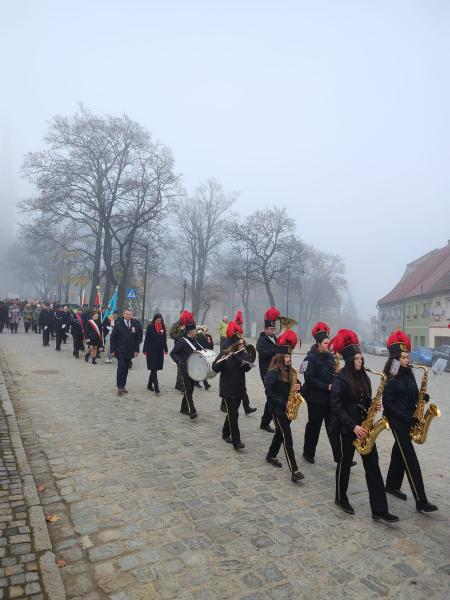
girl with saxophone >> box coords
[382,331,438,513]
[330,329,398,522]
[264,330,305,483]
[212,322,252,451]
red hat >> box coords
[386,330,411,356]
[312,322,330,343]
[179,310,196,332]
[330,329,360,361]
[234,310,243,324]
[264,307,280,328]
[276,329,299,355]
[226,321,244,342]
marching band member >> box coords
[265,330,305,483]
[212,322,251,450]
[195,326,213,390]
[257,307,280,433]
[330,329,398,521]
[70,308,85,359]
[302,322,341,464]
[383,331,438,512]
[170,311,202,419]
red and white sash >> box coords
[88,319,101,339]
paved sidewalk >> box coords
[0,331,449,599]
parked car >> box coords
[409,346,434,366]
[432,345,450,371]
[365,341,389,356]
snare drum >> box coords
[187,349,218,381]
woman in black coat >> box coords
[212,331,251,451]
[84,311,103,364]
[143,313,168,394]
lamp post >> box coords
[182,279,187,310]
[141,242,149,323]
[286,262,291,316]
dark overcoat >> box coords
[143,323,168,370]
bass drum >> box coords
[187,349,218,381]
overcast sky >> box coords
[1,0,449,317]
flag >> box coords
[102,287,118,322]
[80,289,86,306]
[94,286,101,307]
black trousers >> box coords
[10,323,18,333]
[42,328,50,346]
[386,422,427,504]
[268,414,298,473]
[222,397,242,445]
[72,333,84,357]
[24,322,31,333]
[55,330,64,350]
[336,432,388,514]
[175,366,185,390]
[180,374,196,414]
[148,370,160,391]
[303,402,341,462]
[0,319,5,333]
[117,357,130,389]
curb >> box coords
[0,366,66,600]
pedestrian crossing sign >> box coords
[126,288,137,299]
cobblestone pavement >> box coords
[0,330,449,600]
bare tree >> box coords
[229,207,296,306]
[173,179,236,315]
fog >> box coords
[1,0,450,317]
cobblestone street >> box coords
[0,331,449,599]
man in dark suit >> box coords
[110,308,141,395]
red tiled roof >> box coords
[378,243,450,305]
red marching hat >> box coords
[234,310,243,325]
[330,329,360,361]
[264,307,280,328]
[226,321,244,343]
[386,330,411,356]
[276,330,299,355]
[179,310,196,332]
[312,321,330,343]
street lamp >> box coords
[182,279,187,310]
[286,262,291,316]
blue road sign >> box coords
[126,288,137,299]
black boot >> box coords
[416,501,438,513]
[92,357,97,364]
[85,353,90,362]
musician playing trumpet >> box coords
[264,330,305,483]
[383,331,438,513]
[212,323,252,450]
[330,329,398,522]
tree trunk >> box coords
[89,224,103,309]
[64,280,70,303]
[262,270,275,306]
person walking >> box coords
[38,304,52,346]
[143,313,168,394]
[218,316,229,352]
[33,303,42,333]
[22,304,34,333]
[8,302,21,334]
[0,301,8,333]
[84,311,102,363]
[110,308,141,395]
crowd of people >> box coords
[0,298,439,522]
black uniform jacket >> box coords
[143,323,168,371]
[110,318,141,358]
[256,332,277,380]
[196,333,214,350]
[264,368,291,418]
[212,350,251,398]
[303,345,335,405]
[38,310,53,328]
[170,335,203,376]
[85,319,103,346]
[330,372,372,434]
[70,315,84,337]
[382,367,428,428]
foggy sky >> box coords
[1,0,450,317]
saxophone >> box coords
[285,365,305,421]
[410,365,441,444]
[353,369,389,455]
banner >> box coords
[102,287,118,322]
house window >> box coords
[414,336,418,347]
[422,303,431,318]
[446,297,450,320]
[406,305,411,319]
[420,336,425,346]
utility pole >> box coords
[286,262,291,316]
[141,242,149,323]
[182,279,187,310]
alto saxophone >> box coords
[353,369,389,456]
[410,365,441,444]
[285,365,305,421]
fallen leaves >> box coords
[46,514,60,523]
[37,484,45,493]
[56,559,66,568]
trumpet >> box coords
[275,315,298,334]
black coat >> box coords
[196,333,214,350]
[143,323,168,370]
[264,368,291,417]
[70,315,84,337]
[330,372,372,434]
[110,318,141,358]
[212,350,251,398]
[382,367,425,428]
[302,345,335,406]
[256,332,278,380]
[38,310,53,328]
[85,319,103,346]
[170,335,203,377]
